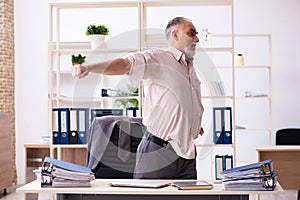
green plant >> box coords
[85,24,110,36]
[114,86,139,108]
[71,54,86,64]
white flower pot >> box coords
[89,34,105,49]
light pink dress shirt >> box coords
[127,47,204,159]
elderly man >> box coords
[73,16,204,179]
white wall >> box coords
[15,0,300,184]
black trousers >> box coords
[133,133,197,179]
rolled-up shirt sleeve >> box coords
[126,50,163,84]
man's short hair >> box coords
[164,17,190,40]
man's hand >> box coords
[199,127,204,136]
[72,64,89,78]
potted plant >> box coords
[114,86,139,117]
[85,24,110,49]
[71,54,86,65]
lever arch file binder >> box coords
[215,155,224,180]
[223,107,232,144]
[213,107,232,144]
[52,108,60,144]
[69,108,78,144]
[77,108,89,144]
[215,154,233,180]
[59,108,70,144]
[90,109,123,123]
[219,159,277,191]
[41,157,94,188]
[213,108,223,144]
[224,154,233,170]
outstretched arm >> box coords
[72,58,131,78]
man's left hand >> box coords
[199,127,204,136]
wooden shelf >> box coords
[48,0,272,182]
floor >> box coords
[0,185,298,200]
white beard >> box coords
[184,42,197,62]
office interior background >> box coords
[14,0,300,185]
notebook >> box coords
[171,180,213,190]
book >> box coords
[108,180,170,188]
[171,181,213,190]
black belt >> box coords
[148,135,169,148]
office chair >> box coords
[87,117,144,179]
[276,128,300,145]
[276,128,300,200]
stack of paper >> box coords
[219,160,278,191]
[41,157,95,187]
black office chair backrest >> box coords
[92,121,144,179]
[276,128,300,145]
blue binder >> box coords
[213,108,223,144]
[221,159,273,175]
[223,107,232,144]
[52,108,61,144]
[59,108,70,144]
[213,107,232,144]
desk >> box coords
[24,144,50,183]
[257,146,300,190]
[17,179,283,200]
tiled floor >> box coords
[0,185,298,200]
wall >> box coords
[15,0,300,184]
[234,0,300,130]
[1,0,16,182]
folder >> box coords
[224,154,233,170]
[77,108,89,144]
[220,159,274,180]
[213,107,232,144]
[215,155,224,180]
[223,107,232,144]
[215,154,234,180]
[90,109,123,123]
[41,157,95,188]
[59,108,70,144]
[52,108,61,144]
[223,172,278,191]
[69,108,78,144]
[126,107,139,117]
[220,160,277,191]
[213,108,223,144]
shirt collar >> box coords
[167,46,194,66]
[167,46,185,62]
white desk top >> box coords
[17,179,283,195]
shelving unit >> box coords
[48,1,143,163]
[195,33,272,180]
[48,0,272,181]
